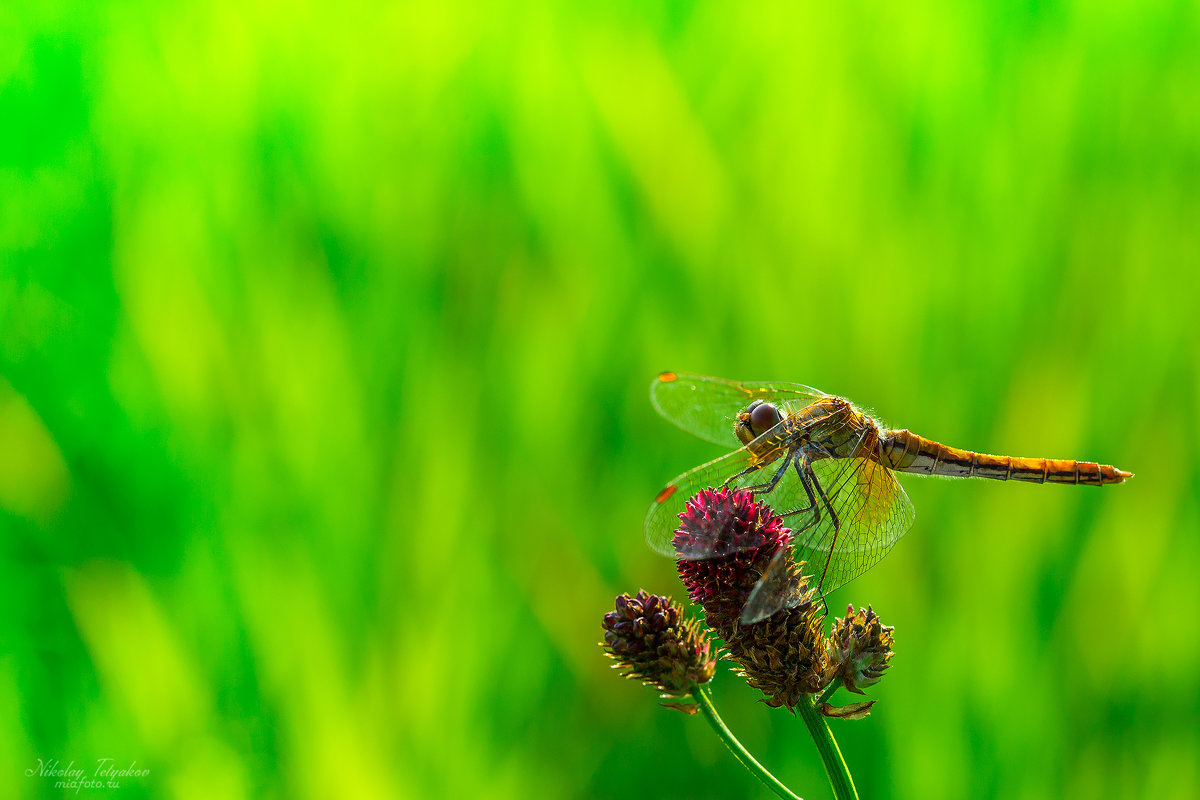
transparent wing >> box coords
[650,372,828,447]
[797,455,915,592]
[742,547,814,625]
[738,449,915,622]
[644,444,789,559]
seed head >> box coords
[829,604,895,694]
[601,590,716,698]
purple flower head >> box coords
[672,488,794,632]
[671,487,835,708]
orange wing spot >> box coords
[656,485,678,503]
[658,371,678,382]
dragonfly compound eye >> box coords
[749,401,783,436]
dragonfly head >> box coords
[735,400,784,445]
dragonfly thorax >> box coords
[735,400,785,445]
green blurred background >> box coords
[2,1,1198,798]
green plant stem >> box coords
[817,682,840,706]
[796,696,859,800]
[690,686,803,800]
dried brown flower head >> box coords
[829,604,894,694]
[601,590,716,698]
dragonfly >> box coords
[645,372,1133,624]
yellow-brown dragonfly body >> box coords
[750,394,1130,487]
[646,372,1132,623]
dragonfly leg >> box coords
[775,456,829,612]
[738,450,795,495]
[803,465,841,591]
[773,457,841,592]
[722,462,766,490]
[740,455,837,623]
[775,454,818,521]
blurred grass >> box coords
[1,0,1198,798]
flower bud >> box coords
[829,604,894,694]
[600,590,716,699]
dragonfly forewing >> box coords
[651,372,827,448]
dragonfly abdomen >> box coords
[880,429,1132,485]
